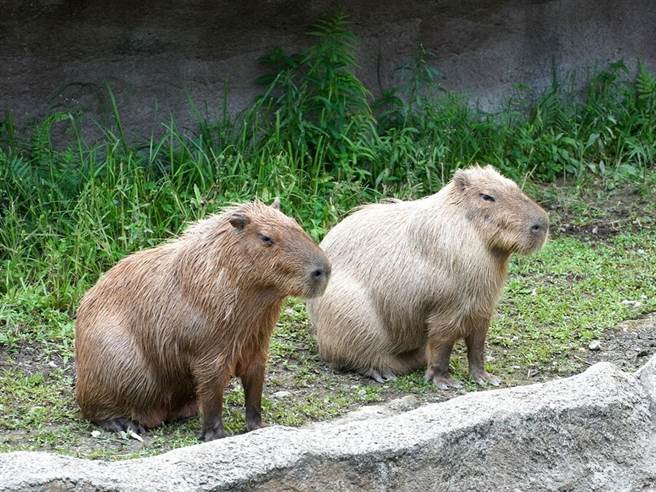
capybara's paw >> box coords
[365,369,397,383]
[432,375,464,390]
[198,426,226,442]
[99,417,146,435]
[471,370,501,386]
[425,368,463,390]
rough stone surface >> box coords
[2,0,656,139]
[637,353,656,408]
[1,358,655,491]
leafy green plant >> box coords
[254,11,378,180]
[0,11,654,344]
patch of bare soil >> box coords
[0,345,70,377]
[585,314,656,372]
[541,182,655,239]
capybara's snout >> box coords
[529,212,549,236]
[305,257,331,298]
[525,205,549,252]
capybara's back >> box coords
[75,200,330,440]
[307,166,548,387]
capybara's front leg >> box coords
[465,322,500,386]
[425,335,462,389]
[240,355,266,432]
[196,375,227,442]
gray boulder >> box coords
[1,358,655,491]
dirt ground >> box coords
[1,312,654,458]
[1,177,655,458]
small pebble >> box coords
[588,340,601,351]
[272,390,292,398]
[91,430,101,438]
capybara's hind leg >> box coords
[398,347,427,370]
[364,349,425,383]
[98,417,146,435]
[77,328,163,433]
[365,368,397,383]
[313,274,399,380]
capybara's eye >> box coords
[480,193,496,202]
[260,234,274,246]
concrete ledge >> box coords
[1,358,655,491]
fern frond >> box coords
[635,63,656,111]
[30,112,71,170]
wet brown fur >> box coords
[307,166,549,387]
[75,200,330,440]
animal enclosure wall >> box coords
[2,0,655,137]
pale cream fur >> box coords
[307,165,549,386]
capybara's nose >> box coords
[310,261,331,282]
[530,216,548,235]
[311,266,327,281]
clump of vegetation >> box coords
[0,12,655,459]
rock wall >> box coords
[1,357,655,491]
[2,0,656,138]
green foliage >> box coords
[1,12,655,340]
[254,11,378,178]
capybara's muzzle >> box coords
[306,260,331,298]
[526,211,550,251]
[529,215,549,236]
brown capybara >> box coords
[307,165,548,388]
[75,200,331,441]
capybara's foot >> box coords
[98,417,146,435]
[246,420,266,432]
[471,369,501,386]
[198,424,226,442]
[431,375,463,390]
[365,368,397,383]
[425,368,463,390]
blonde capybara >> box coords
[307,165,548,388]
[75,200,331,441]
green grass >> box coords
[1,195,654,459]
[1,12,655,459]
[492,231,656,375]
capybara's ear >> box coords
[229,212,250,230]
[271,197,281,210]
[453,169,470,192]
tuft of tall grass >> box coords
[0,13,655,341]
